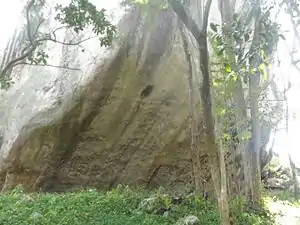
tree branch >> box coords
[0,44,38,77]
[37,36,97,46]
[16,62,81,71]
[1,33,94,78]
[51,26,70,40]
[168,0,202,42]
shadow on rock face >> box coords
[0,7,202,193]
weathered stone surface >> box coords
[0,0,274,194]
[0,6,196,192]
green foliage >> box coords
[28,50,49,65]
[122,0,168,27]
[125,0,168,9]
[54,0,116,47]
[0,186,168,225]
[209,3,281,146]
[0,186,275,225]
[209,8,279,83]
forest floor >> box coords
[265,190,300,225]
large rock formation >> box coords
[0,4,198,192]
[0,0,276,194]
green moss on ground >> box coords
[0,186,275,225]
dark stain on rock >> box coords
[140,84,154,98]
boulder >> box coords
[0,3,199,192]
[0,0,275,195]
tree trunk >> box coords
[197,2,230,221]
[249,73,262,207]
[198,35,230,225]
[169,1,230,223]
[234,80,252,199]
[248,4,263,206]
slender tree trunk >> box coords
[234,80,252,199]
[199,1,230,223]
[249,73,262,207]
[215,109,230,224]
[197,4,230,222]
[198,35,230,225]
[198,34,230,224]
[248,5,263,206]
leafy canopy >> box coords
[55,0,116,46]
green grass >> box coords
[263,189,300,207]
[0,186,275,225]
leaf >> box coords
[210,23,218,32]
[42,58,47,65]
[224,63,232,73]
[259,63,268,81]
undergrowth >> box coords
[263,189,300,207]
[0,186,275,225]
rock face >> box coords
[0,1,275,193]
[0,6,196,192]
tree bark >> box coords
[249,73,262,207]
[197,1,230,224]
[248,4,263,206]
[169,0,230,224]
